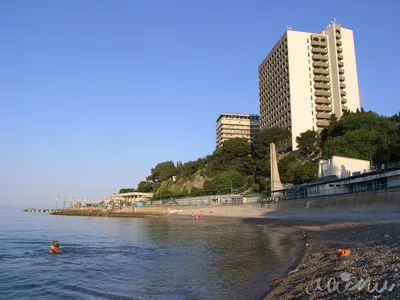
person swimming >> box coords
[49,240,63,253]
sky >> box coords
[1,0,399,208]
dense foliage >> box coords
[118,110,400,197]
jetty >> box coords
[24,208,58,213]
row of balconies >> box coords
[261,95,290,102]
[219,131,251,135]
[311,47,328,54]
[313,68,330,75]
[262,83,290,89]
[260,65,289,72]
[315,97,332,105]
[311,41,328,48]
[316,112,331,120]
[312,54,329,61]
[313,61,329,68]
[316,105,332,112]
[314,83,331,90]
[315,90,331,97]
[317,120,330,127]
[314,75,330,82]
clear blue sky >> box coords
[1,0,399,207]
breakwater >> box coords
[24,208,58,213]
[51,206,195,217]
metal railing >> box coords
[276,179,400,201]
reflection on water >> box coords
[0,209,294,300]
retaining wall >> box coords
[266,187,400,214]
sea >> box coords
[0,208,295,300]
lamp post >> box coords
[53,196,59,210]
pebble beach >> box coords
[265,219,400,299]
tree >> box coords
[146,161,177,183]
[278,154,298,183]
[296,130,320,161]
[213,170,246,191]
[209,138,253,175]
[137,181,153,192]
[203,179,216,191]
[251,127,291,160]
[293,162,318,184]
[320,110,400,165]
[119,188,135,194]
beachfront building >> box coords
[259,20,361,150]
[110,192,153,204]
[274,160,400,200]
[318,156,370,178]
[216,113,260,147]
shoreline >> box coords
[51,206,400,299]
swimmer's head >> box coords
[52,240,60,248]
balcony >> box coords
[315,90,331,97]
[313,68,330,75]
[314,83,331,90]
[342,105,349,111]
[317,120,330,127]
[341,90,347,96]
[315,97,332,105]
[338,61,344,67]
[311,40,328,47]
[313,61,329,68]
[340,82,346,89]
[336,32,342,39]
[339,75,345,81]
[341,97,347,104]
[311,47,328,54]
[316,105,332,112]
[336,40,342,46]
[314,75,330,82]
[339,68,345,75]
[316,113,331,119]
[337,47,343,53]
[312,54,329,61]
[337,54,343,60]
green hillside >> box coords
[119,110,400,198]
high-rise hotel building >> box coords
[216,113,260,147]
[259,21,360,149]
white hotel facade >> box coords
[259,21,361,149]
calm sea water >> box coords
[0,208,294,300]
